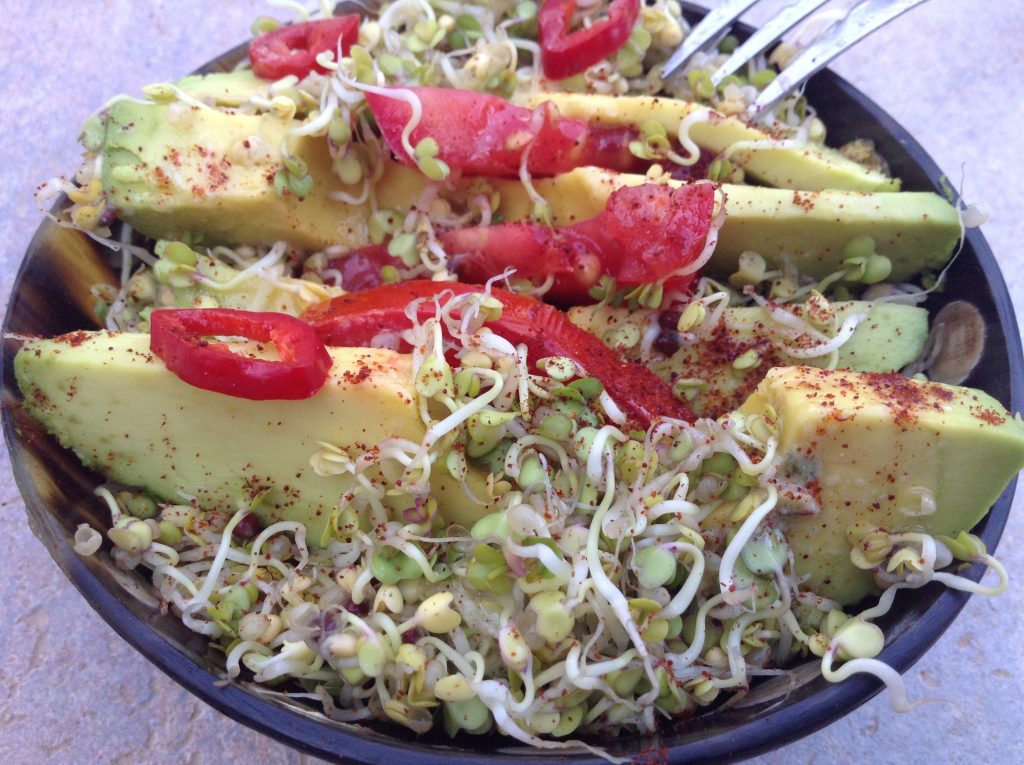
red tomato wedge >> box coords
[150,309,332,400]
[445,183,717,302]
[538,0,641,81]
[301,281,693,427]
[250,15,360,80]
[363,86,640,178]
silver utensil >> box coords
[661,0,932,119]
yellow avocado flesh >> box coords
[493,167,960,281]
[738,366,1024,604]
[15,333,487,541]
[101,101,428,249]
[568,300,929,416]
[514,92,900,192]
[175,71,272,107]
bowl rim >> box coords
[3,13,1021,765]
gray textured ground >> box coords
[1,1,1022,763]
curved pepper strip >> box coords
[150,308,332,400]
[249,15,360,79]
[538,0,641,80]
[301,281,693,427]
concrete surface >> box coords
[1,1,1022,763]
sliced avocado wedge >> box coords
[736,366,1024,604]
[100,101,428,249]
[714,184,959,281]
[175,70,272,107]
[15,332,488,541]
[493,167,960,281]
[513,92,900,192]
[569,300,929,417]
[837,302,930,372]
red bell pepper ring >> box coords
[363,86,640,178]
[444,182,716,303]
[301,281,693,427]
[250,15,360,80]
[538,0,641,81]
[150,309,332,400]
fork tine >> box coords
[661,0,760,80]
[710,0,831,86]
[747,0,932,120]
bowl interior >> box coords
[3,11,1021,764]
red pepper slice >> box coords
[250,15,360,80]
[301,281,693,427]
[538,0,641,81]
[150,309,332,400]
[445,182,716,302]
[363,86,639,178]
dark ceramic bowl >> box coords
[3,9,1021,765]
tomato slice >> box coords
[363,87,639,178]
[445,224,603,302]
[444,183,716,302]
[538,0,641,81]
[150,309,332,400]
[327,183,715,302]
[301,281,693,427]
[250,15,360,80]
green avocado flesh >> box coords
[15,333,487,542]
[738,366,1024,604]
[569,300,929,417]
[712,184,960,281]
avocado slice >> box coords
[175,70,272,107]
[100,101,429,249]
[493,168,960,281]
[737,366,1024,604]
[14,332,488,540]
[713,184,959,281]
[569,300,929,417]
[513,92,900,192]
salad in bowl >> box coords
[7,0,1023,761]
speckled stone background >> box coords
[1,1,1022,763]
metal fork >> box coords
[661,0,932,119]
